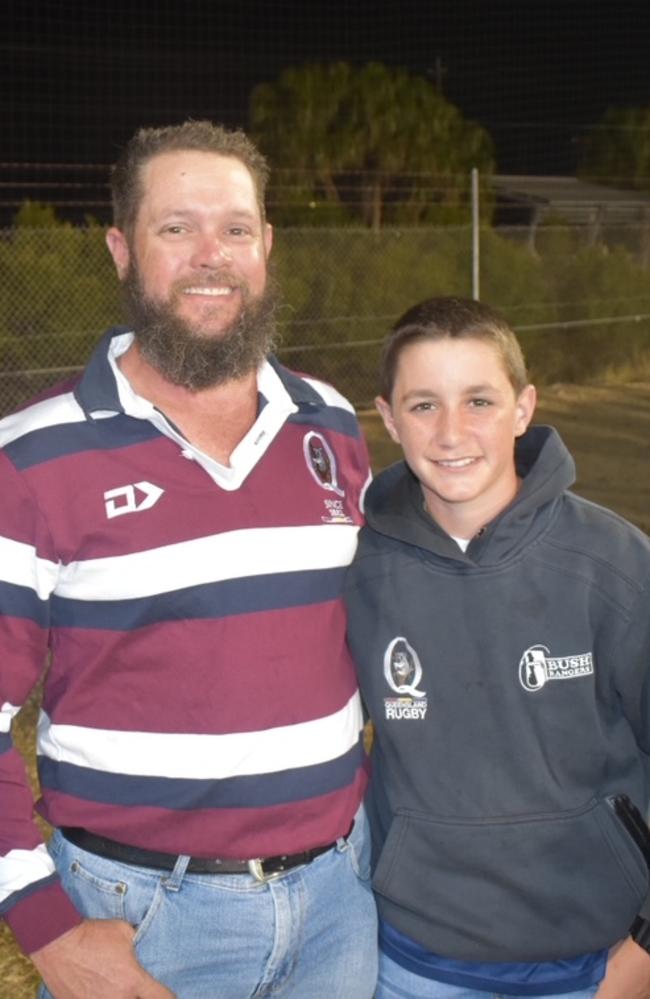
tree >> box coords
[13,200,66,228]
[578,107,650,190]
[249,62,494,229]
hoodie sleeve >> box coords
[612,570,650,759]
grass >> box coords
[2,380,649,997]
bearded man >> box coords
[0,120,377,999]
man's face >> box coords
[106,150,276,388]
[376,337,536,535]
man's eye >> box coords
[412,402,434,412]
[162,225,185,235]
[470,398,491,408]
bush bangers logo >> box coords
[518,644,594,692]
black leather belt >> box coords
[61,826,346,882]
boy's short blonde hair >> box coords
[380,296,529,400]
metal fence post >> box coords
[471,167,480,300]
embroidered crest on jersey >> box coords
[104,481,165,519]
[321,497,354,525]
[303,431,345,497]
[383,636,427,720]
[518,644,594,692]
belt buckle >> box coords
[247,858,283,883]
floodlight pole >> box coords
[471,167,480,300]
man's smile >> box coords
[182,286,235,296]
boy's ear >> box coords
[375,396,401,445]
[515,384,537,437]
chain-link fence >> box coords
[1,223,650,417]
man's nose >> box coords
[190,232,232,268]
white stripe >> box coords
[0,845,55,903]
[0,702,21,735]
[257,359,294,408]
[359,469,372,514]
[0,391,85,447]
[37,692,364,779]
[301,376,356,414]
[0,536,59,598]
[56,523,359,601]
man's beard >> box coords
[122,265,278,391]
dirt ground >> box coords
[1,381,648,997]
[534,381,650,534]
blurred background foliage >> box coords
[1,205,649,417]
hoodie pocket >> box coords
[373,797,648,963]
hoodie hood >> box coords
[363,425,576,567]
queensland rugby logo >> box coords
[383,637,427,720]
[519,644,594,692]
[303,431,344,497]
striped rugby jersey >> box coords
[0,327,371,953]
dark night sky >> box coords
[2,1,649,182]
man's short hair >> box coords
[379,296,529,400]
[110,119,270,237]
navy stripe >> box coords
[5,416,161,471]
[269,356,361,439]
[74,326,130,415]
[269,356,325,405]
[289,405,361,439]
[51,566,345,630]
[38,738,365,809]
[0,580,49,626]
[0,732,12,753]
[0,873,59,916]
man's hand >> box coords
[31,918,176,998]
[596,936,650,999]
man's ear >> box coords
[105,227,130,280]
[263,222,273,258]
[375,396,401,445]
[514,384,537,437]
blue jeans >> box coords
[39,807,378,998]
[376,951,600,999]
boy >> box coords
[345,296,650,997]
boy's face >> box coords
[376,337,536,536]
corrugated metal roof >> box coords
[493,175,650,206]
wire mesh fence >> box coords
[1,222,650,418]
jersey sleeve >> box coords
[0,452,82,953]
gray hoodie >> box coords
[345,425,650,963]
